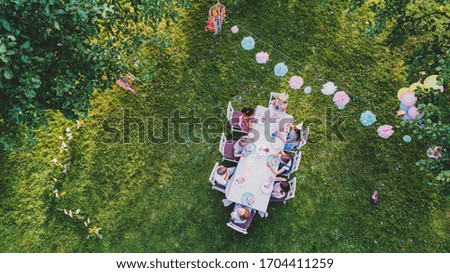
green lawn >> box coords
[0,0,448,252]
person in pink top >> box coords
[239,107,255,132]
[271,177,290,199]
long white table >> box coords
[225,106,293,213]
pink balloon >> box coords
[400,92,417,107]
[407,106,422,119]
[403,113,413,121]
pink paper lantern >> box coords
[333,91,350,106]
[377,125,394,139]
[407,106,423,119]
[289,76,304,90]
[255,52,269,64]
[231,26,239,33]
[400,92,417,107]
[427,146,442,159]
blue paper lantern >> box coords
[360,110,377,126]
[274,62,288,77]
[403,135,412,142]
[241,37,255,50]
[400,103,410,112]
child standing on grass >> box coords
[371,191,378,205]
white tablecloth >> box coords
[225,106,293,213]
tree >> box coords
[350,0,450,196]
[0,0,189,150]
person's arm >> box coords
[286,134,297,143]
[275,131,287,142]
[223,169,230,181]
[273,177,287,182]
[245,116,253,129]
[282,101,288,112]
[273,149,283,156]
[266,162,284,175]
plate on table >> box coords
[270,111,279,118]
[257,145,269,156]
[261,182,274,194]
[243,143,256,155]
[234,175,248,187]
[241,192,255,206]
[266,154,280,168]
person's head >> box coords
[372,191,378,200]
[292,129,301,140]
[238,136,248,147]
[280,153,291,164]
[279,180,291,194]
[217,166,227,175]
[277,92,289,103]
[241,107,254,116]
[237,207,250,220]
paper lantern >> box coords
[289,76,304,89]
[304,86,312,94]
[333,91,350,106]
[397,87,410,100]
[399,103,410,112]
[400,92,417,107]
[241,37,255,50]
[409,82,424,93]
[423,75,440,90]
[274,63,288,77]
[403,135,412,142]
[255,52,269,64]
[360,111,377,126]
[403,113,413,121]
[321,81,337,95]
[377,125,394,139]
[407,106,422,119]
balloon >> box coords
[400,92,417,106]
[399,103,410,112]
[397,87,410,100]
[409,82,424,93]
[424,75,440,90]
[403,113,413,121]
[407,106,422,119]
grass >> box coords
[0,0,448,253]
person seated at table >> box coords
[238,107,255,133]
[271,177,291,199]
[266,150,293,175]
[269,93,289,113]
[230,204,250,224]
[213,165,236,186]
[275,123,302,151]
[233,136,249,158]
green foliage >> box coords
[401,59,450,196]
[0,0,189,150]
[350,0,450,78]
[351,0,450,196]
